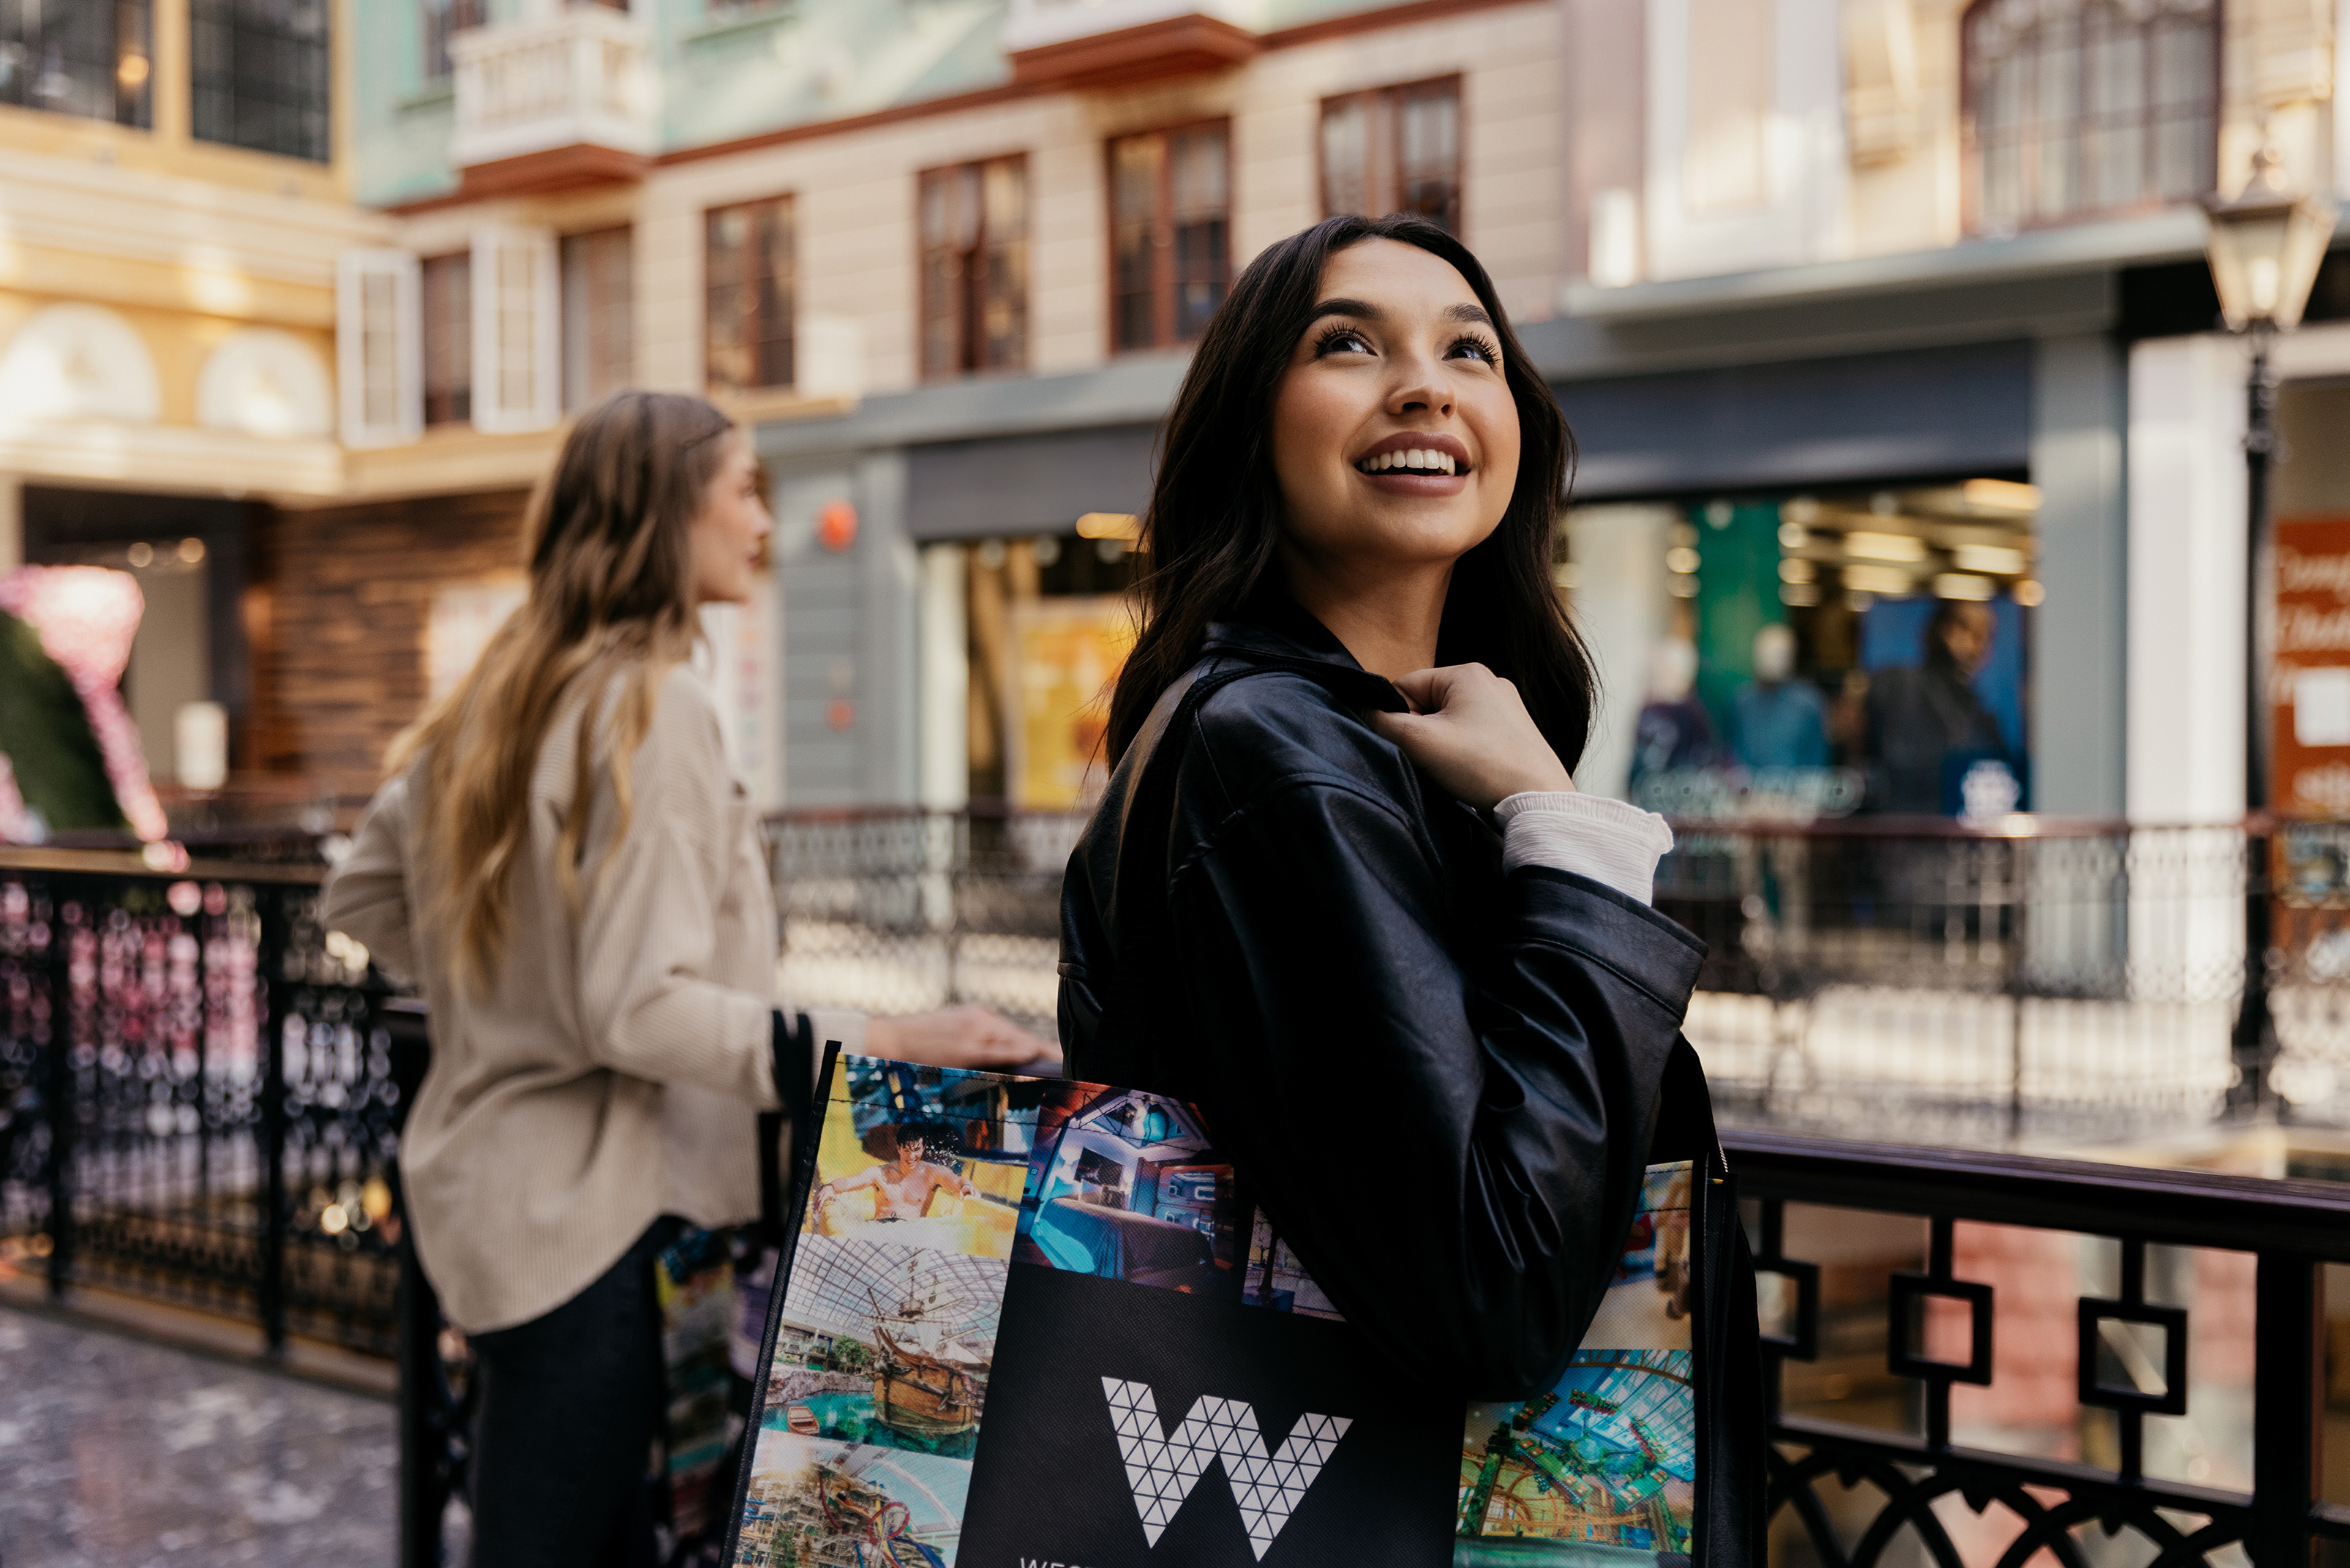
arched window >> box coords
[1964,0,2218,233]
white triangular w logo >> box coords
[1100,1377,1354,1559]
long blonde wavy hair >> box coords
[388,390,737,987]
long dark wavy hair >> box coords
[1103,213,1595,769]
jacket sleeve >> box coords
[572,672,780,1109]
[322,772,418,983]
[1171,773,1701,1400]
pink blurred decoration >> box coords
[0,565,168,841]
[0,754,32,842]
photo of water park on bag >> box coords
[732,1430,970,1568]
[1452,1163,1698,1564]
[767,1235,1007,1461]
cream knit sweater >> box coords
[323,664,861,1332]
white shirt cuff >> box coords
[1495,792,1675,906]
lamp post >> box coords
[2201,143,2336,1115]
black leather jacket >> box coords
[1062,598,1720,1378]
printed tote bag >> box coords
[720,1045,1750,1568]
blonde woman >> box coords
[323,391,1048,1567]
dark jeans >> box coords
[466,1217,680,1568]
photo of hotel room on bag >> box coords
[1013,1082,1247,1297]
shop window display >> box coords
[961,531,1141,808]
[1604,479,2038,820]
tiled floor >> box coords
[0,1306,396,1567]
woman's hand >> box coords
[1370,664,1574,810]
[865,1004,1062,1073]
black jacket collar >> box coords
[1199,593,1408,714]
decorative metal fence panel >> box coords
[20,814,2350,1568]
[0,848,403,1356]
[760,810,2350,1149]
[1726,1128,2350,1568]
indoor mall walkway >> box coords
[0,1305,395,1566]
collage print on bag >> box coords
[730,1057,1695,1568]
[1452,1162,1697,1563]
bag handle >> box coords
[1089,666,1249,1054]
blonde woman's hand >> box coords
[866,1005,1062,1072]
[1370,664,1574,811]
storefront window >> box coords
[961,530,1139,808]
[1577,478,2039,818]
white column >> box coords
[1566,503,1678,800]
[2125,333,2250,1019]
[2125,332,2249,825]
[917,542,969,811]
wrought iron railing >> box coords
[18,813,2350,1566]
[1725,1128,2350,1568]
[0,844,406,1356]
[760,808,2350,1147]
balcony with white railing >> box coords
[448,4,657,185]
[1001,0,1267,89]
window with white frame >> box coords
[1964,0,2217,233]
[336,249,421,449]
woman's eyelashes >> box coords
[1448,333,1501,366]
[1312,323,1373,357]
[1308,323,1502,367]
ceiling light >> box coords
[1951,544,2027,575]
[1843,531,1928,563]
[1843,564,1914,596]
[1961,478,2041,513]
[1932,573,1997,601]
[1075,512,1139,540]
[1666,546,1702,574]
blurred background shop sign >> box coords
[1005,593,1133,811]
[2277,517,2350,819]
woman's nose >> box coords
[1386,356,1453,416]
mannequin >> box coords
[1730,623,1828,771]
[1628,637,1716,792]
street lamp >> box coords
[2201,142,2337,1115]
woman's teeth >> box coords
[1357,448,1458,476]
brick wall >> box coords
[252,489,530,798]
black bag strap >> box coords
[1089,666,1253,1054]
[1092,649,1400,1053]
[757,1010,817,1245]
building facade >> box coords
[7,0,2342,825]
[0,0,383,807]
[333,0,1576,814]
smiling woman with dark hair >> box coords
[1060,214,1758,1556]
